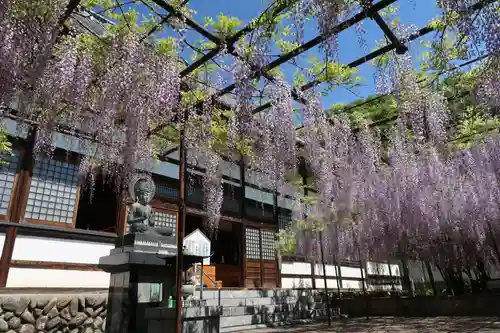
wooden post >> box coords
[0,130,36,287]
[335,263,341,297]
[175,111,188,333]
[239,160,247,288]
[355,241,369,320]
[115,195,127,236]
[258,228,264,288]
[0,227,17,287]
[311,261,316,289]
[273,191,281,288]
[319,230,331,326]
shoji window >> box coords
[24,158,79,225]
[245,228,261,259]
[152,209,177,234]
[0,150,21,219]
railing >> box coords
[192,263,218,288]
[187,263,219,302]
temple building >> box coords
[0,113,406,291]
[0,8,404,292]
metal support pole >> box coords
[175,110,188,333]
[200,262,204,301]
[335,263,341,297]
[359,258,369,320]
[319,230,331,326]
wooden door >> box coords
[244,227,278,288]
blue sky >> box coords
[112,0,448,115]
[181,0,443,108]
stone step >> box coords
[220,304,299,317]
[219,321,290,332]
[205,297,295,307]
[192,289,306,300]
[220,311,308,329]
[220,318,316,332]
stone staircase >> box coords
[192,289,318,332]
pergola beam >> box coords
[178,0,296,77]
[150,0,222,44]
[201,0,399,106]
[149,0,400,136]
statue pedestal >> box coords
[99,248,177,333]
[115,233,177,255]
[99,234,210,333]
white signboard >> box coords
[183,228,211,265]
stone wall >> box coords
[0,295,107,333]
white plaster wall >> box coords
[281,277,313,289]
[0,233,5,252]
[314,264,337,276]
[6,268,109,288]
[342,280,364,289]
[340,266,363,279]
[12,235,113,264]
[367,284,402,291]
[281,262,311,275]
[282,261,404,290]
[314,278,339,289]
[366,262,401,276]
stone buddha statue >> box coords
[127,176,173,237]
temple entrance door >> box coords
[185,215,241,288]
[244,227,278,288]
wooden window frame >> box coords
[0,143,25,222]
[20,150,81,228]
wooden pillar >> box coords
[273,191,281,288]
[175,111,188,333]
[0,130,36,287]
[336,262,342,295]
[0,227,17,287]
[359,258,369,319]
[311,261,316,289]
[239,160,247,288]
[115,196,127,236]
[258,228,264,288]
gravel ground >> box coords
[245,317,500,333]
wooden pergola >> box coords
[0,1,497,332]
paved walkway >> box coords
[246,317,500,332]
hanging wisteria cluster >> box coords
[436,0,500,111]
[291,50,500,270]
[0,0,181,189]
[293,100,500,269]
[185,100,224,231]
[2,0,500,265]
